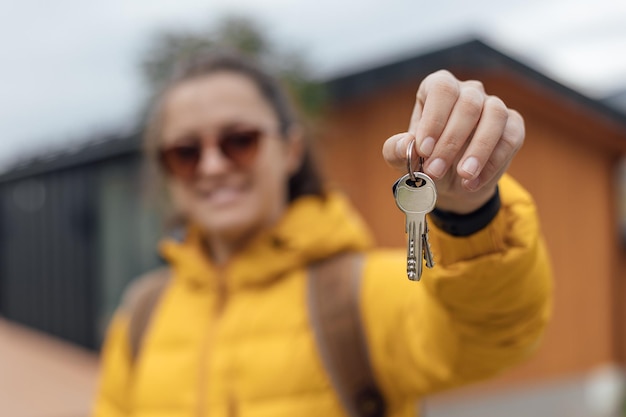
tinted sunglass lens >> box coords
[220,130,261,166]
[160,145,201,179]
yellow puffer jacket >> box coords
[93,174,552,417]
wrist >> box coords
[434,184,498,214]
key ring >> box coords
[406,139,425,182]
[406,139,417,182]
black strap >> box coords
[430,186,501,236]
[307,253,386,417]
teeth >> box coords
[198,187,242,204]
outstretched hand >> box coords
[382,70,525,214]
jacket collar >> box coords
[159,192,374,291]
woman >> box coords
[93,51,552,417]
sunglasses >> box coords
[158,128,263,180]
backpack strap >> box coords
[122,267,171,363]
[307,252,386,417]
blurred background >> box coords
[1,0,626,416]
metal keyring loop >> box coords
[406,139,417,182]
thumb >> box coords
[382,132,415,172]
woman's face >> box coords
[160,71,302,243]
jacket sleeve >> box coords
[91,311,133,417]
[361,174,553,399]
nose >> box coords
[196,144,232,176]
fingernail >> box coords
[427,158,446,178]
[419,137,435,157]
[463,177,480,191]
[461,157,480,177]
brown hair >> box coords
[143,49,325,204]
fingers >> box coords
[454,96,508,186]
[407,70,524,192]
[410,72,486,140]
[421,85,485,179]
[411,70,458,150]
[461,109,524,190]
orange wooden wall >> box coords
[317,69,626,390]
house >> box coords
[1,38,625,416]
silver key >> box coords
[414,156,435,269]
[393,172,437,281]
[422,221,435,268]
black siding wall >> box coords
[0,166,98,348]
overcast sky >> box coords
[1,0,626,170]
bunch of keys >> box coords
[393,139,437,281]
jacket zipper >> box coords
[227,393,238,417]
[197,267,230,417]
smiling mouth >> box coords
[196,185,247,206]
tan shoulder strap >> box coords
[121,267,171,363]
[307,252,386,417]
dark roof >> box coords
[327,38,626,130]
[0,131,141,183]
[603,88,626,114]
